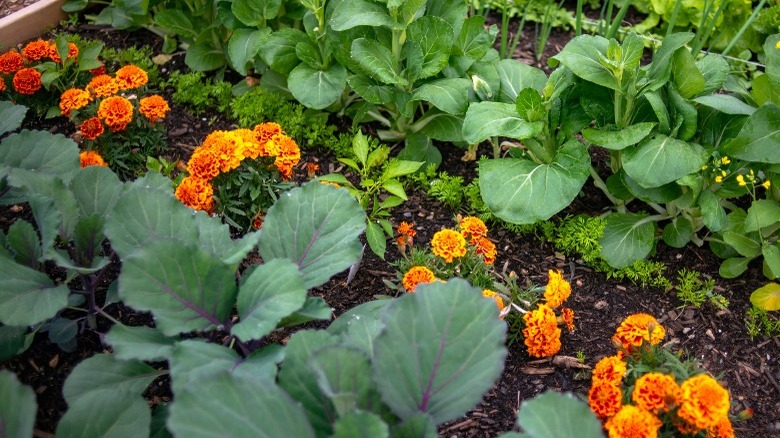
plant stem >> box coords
[589,165,624,208]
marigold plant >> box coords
[174,176,215,213]
[481,289,505,311]
[0,77,5,93]
[543,269,571,308]
[588,381,624,420]
[522,304,562,358]
[591,355,627,386]
[402,266,437,292]
[560,307,575,331]
[431,228,467,263]
[473,236,496,265]
[460,216,488,242]
[49,42,79,63]
[86,74,119,97]
[79,150,108,168]
[79,117,104,141]
[603,405,663,438]
[0,51,24,74]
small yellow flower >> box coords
[721,170,727,177]
[777,41,780,49]
[701,165,708,171]
[736,174,746,186]
[762,180,771,189]
[720,156,730,165]
[714,175,723,183]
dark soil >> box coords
[1,18,779,438]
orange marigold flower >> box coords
[233,129,263,159]
[252,213,264,230]
[474,236,496,264]
[397,221,416,237]
[0,77,5,92]
[114,64,148,90]
[431,228,467,263]
[544,269,571,308]
[89,64,106,76]
[59,88,91,117]
[22,40,50,62]
[0,51,24,74]
[632,372,681,414]
[612,313,665,356]
[253,121,284,144]
[80,117,104,141]
[49,42,79,63]
[268,133,300,180]
[187,147,220,180]
[677,374,730,430]
[79,150,107,168]
[482,289,505,311]
[523,304,562,358]
[604,405,663,438]
[560,307,575,331]
[588,382,623,420]
[460,216,488,242]
[592,355,627,386]
[12,68,42,95]
[708,417,735,438]
[86,74,119,97]
[402,266,436,292]
[306,162,320,179]
[97,96,134,132]
[207,130,245,173]
[175,176,214,212]
[139,95,169,123]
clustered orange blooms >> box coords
[422,216,497,265]
[402,266,437,292]
[0,40,83,97]
[522,269,575,358]
[587,314,734,438]
[79,150,108,168]
[176,123,301,212]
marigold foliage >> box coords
[60,88,91,117]
[632,372,681,414]
[677,374,730,430]
[12,68,42,95]
[175,176,214,212]
[114,64,148,90]
[79,150,108,168]
[80,117,104,141]
[522,304,561,358]
[22,40,50,62]
[431,228,467,263]
[87,74,119,97]
[544,269,571,308]
[592,355,626,386]
[612,313,665,355]
[402,266,436,292]
[97,96,134,132]
[139,95,170,123]
[0,51,24,74]
[604,405,663,438]
[588,382,623,419]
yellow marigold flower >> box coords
[720,156,730,165]
[474,236,496,264]
[604,405,663,438]
[544,269,571,308]
[588,382,623,420]
[460,216,488,241]
[736,174,746,186]
[632,372,681,414]
[522,304,561,358]
[205,130,245,173]
[80,117,104,141]
[86,74,119,97]
[612,313,665,356]
[481,289,504,311]
[22,40,50,62]
[253,122,284,144]
[431,228,467,263]
[175,176,214,212]
[187,147,220,180]
[592,355,627,386]
[114,64,148,90]
[59,88,91,117]
[79,150,107,168]
[232,128,263,159]
[402,266,436,292]
[0,51,23,74]
[12,68,42,95]
[560,307,575,331]
[49,42,78,63]
[139,95,170,123]
[708,416,735,438]
[677,374,730,430]
[397,221,416,237]
[97,96,134,132]
[714,175,723,183]
[762,180,771,189]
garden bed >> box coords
[2,10,779,438]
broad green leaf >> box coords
[309,345,382,417]
[70,165,123,218]
[0,370,36,438]
[8,170,79,243]
[745,200,780,233]
[333,411,389,438]
[170,340,240,395]
[463,102,543,144]
[0,130,80,183]
[699,190,727,232]
[722,104,780,163]
[620,171,682,204]
[454,16,495,62]
[622,134,707,188]
[763,245,780,279]
[393,413,437,437]
[662,217,693,248]
[296,41,322,69]
[479,141,590,224]
[373,279,507,424]
[0,101,27,135]
[347,75,395,105]
[258,181,366,289]
[644,91,670,134]
[722,231,761,258]
[184,42,226,71]
[153,10,195,38]
[278,330,340,433]
[599,213,656,269]
[550,35,618,90]
[693,94,756,116]
[696,54,729,95]
[168,372,315,438]
[352,131,369,166]
[0,259,68,326]
[62,0,89,12]
[232,0,281,26]
[228,28,268,76]
[0,325,31,362]
[398,132,442,167]
[56,388,150,438]
[63,354,160,404]
[149,404,171,438]
[672,49,705,98]
[330,0,397,31]
[194,214,261,265]
[231,259,307,341]
[496,59,547,103]
[105,325,176,362]
[366,221,387,260]
[515,88,545,122]
[6,220,40,267]
[352,38,407,86]
[288,63,348,110]
[278,296,333,327]
[425,0,468,37]
[327,299,390,355]
[420,112,465,142]
[411,79,470,115]
[383,160,423,180]
[516,391,603,438]
[750,282,780,311]
[719,257,750,278]
[582,122,656,150]
[260,28,309,75]
[398,0,426,26]
[406,16,454,79]
[104,182,199,259]
[646,32,694,89]
[119,240,237,336]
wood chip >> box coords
[552,355,591,369]
[48,354,59,368]
[519,366,555,375]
